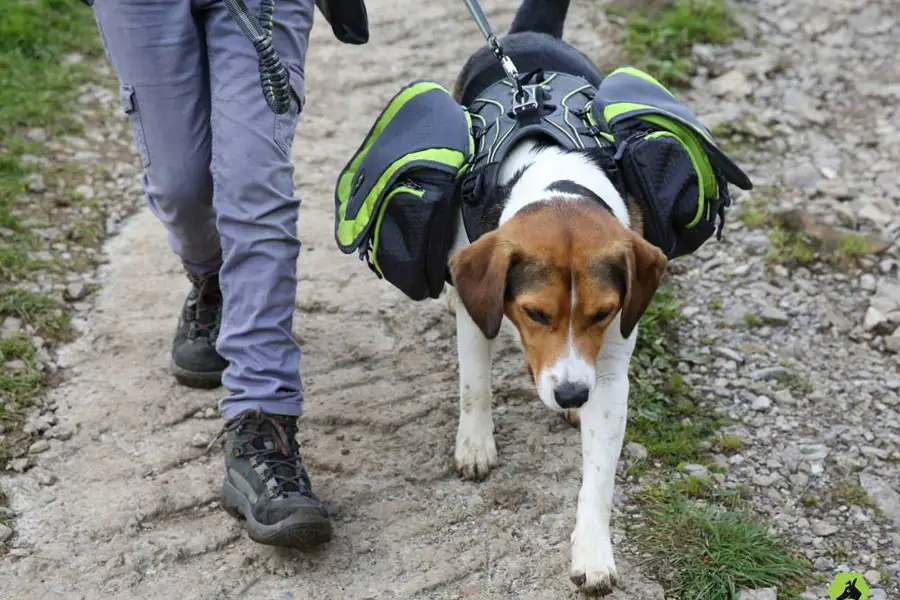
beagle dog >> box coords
[444,0,668,595]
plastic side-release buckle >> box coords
[459,170,484,207]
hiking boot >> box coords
[216,410,333,548]
[171,271,227,389]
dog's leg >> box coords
[570,365,630,596]
[446,284,458,315]
[454,301,497,480]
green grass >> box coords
[626,287,812,599]
[0,0,104,464]
[635,483,810,600]
[627,284,722,465]
[607,0,738,87]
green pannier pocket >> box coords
[590,67,753,259]
[334,80,474,301]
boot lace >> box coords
[209,410,309,498]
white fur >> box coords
[447,138,637,595]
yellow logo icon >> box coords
[828,572,870,600]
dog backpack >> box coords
[333,80,474,301]
[588,67,754,258]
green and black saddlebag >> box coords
[334,80,474,301]
[590,67,754,259]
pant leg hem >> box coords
[219,398,303,420]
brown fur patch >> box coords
[450,198,667,382]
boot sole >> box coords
[222,479,334,549]
[170,360,223,389]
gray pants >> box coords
[92,0,315,418]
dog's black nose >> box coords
[554,382,590,409]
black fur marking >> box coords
[545,179,615,214]
[589,258,628,303]
[506,258,555,300]
[480,166,529,234]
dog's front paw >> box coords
[454,429,497,480]
[570,532,618,597]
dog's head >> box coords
[450,199,667,411]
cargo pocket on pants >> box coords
[274,63,306,154]
[119,83,150,168]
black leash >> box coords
[459,0,538,113]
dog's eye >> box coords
[523,307,550,325]
[591,310,610,324]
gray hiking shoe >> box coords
[215,410,333,549]
[171,271,227,389]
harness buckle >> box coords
[511,84,541,118]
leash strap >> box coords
[459,0,530,106]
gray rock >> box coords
[752,473,778,487]
[811,521,840,537]
[871,279,900,315]
[710,69,752,98]
[32,468,57,486]
[759,307,790,326]
[714,347,745,364]
[864,307,890,333]
[624,442,648,461]
[10,458,32,473]
[681,464,709,478]
[63,282,88,302]
[886,329,900,354]
[752,395,773,411]
[190,433,208,448]
[858,473,900,525]
[737,588,777,600]
[28,439,50,455]
[0,524,12,543]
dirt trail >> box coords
[0,2,665,598]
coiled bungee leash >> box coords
[223,0,294,115]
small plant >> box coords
[744,312,764,328]
[836,234,875,260]
[718,435,744,453]
[801,494,821,508]
[607,0,738,87]
[830,480,878,511]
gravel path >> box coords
[1,1,898,599]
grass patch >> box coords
[717,435,744,453]
[766,225,815,266]
[625,286,812,598]
[627,283,722,465]
[606,0,738,87]
[635,484,810,599]
[829,480,879,511]
[0,0,104,466]
[835,234,877,260]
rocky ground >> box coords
[1,0,898,599]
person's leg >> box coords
[92,0,227,387]
[202,0,309,419]
[198,0,332,548]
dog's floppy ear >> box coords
[619,233,667,339]
[449,230,513,339]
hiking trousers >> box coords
[92,0,315,418]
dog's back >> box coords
[453,0,603,105]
